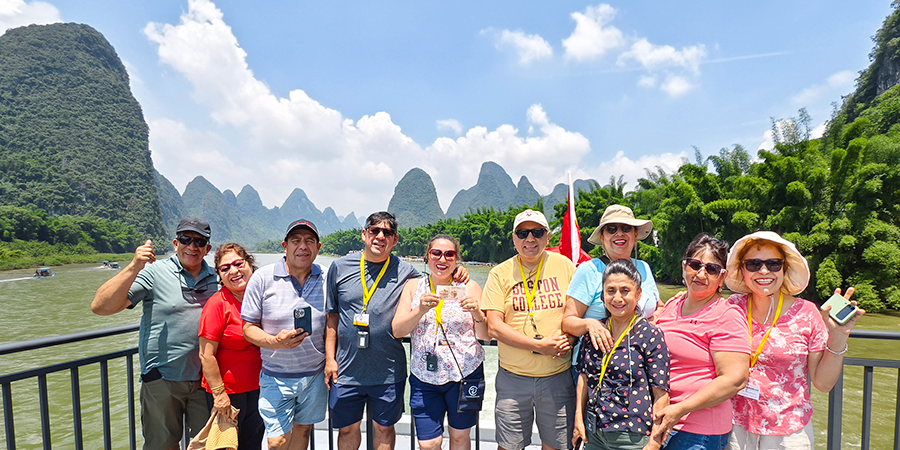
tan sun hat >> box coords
[587,204,653,246]
[725,231,810,295]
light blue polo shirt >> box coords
[128,255,218,382]
[241,257,327,377]
[566,257,660,321]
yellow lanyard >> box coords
[517,255,545,317]
[428,276,446,327]
[598,314,638,383]
[748,292,784,368]
[359,253,390,314]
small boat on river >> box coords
[33,268,55,278]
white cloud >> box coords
[617,38,706,73]
[493,29,553,64]
[0,0,60,34]
[660,75,694,97]
[587,151,686,194]
[145,0,600,216]
[436,119,463,135]
[562,4,624,61]
[790,70,855,105]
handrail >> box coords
[0,323,140,356]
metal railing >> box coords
[3,326,899,450]
[826,329,900,450]
[0,325,488,450]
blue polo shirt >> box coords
[128,255,218,382]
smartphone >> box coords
[822,293,858,325]
[294,306,312,333]
[574,438,583,450]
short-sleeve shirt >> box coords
[566,257,659,321]
[481,251,576,377]
[655,294,750,435]
[408,278,485,384]
[199,287,261,394]
[240,258,327,377]
[128,255,218,381]
[728,294,828,435]
[576,318,669,436]
[325,253,419,386]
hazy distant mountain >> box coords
[154,170,186,238]
[387,168,445,228]
[541,179,599,219]
[514,176,541,208]
[0,23,165,238]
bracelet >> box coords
[473,315,486,323]
[825,343,849,355]
[210,384,226,394]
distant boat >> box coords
[33,268,55,278]
[109,262,120,269]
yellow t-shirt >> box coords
[482,251,576,377]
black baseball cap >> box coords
[176,217,211,238]
[285,219,319,242]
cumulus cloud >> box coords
[586,151,686,194]
[436,119,463,135]
[0,0,60,34]
[145,0,604,215]
[491,29,553,64]
[790,70,855,105]
[562,4,624,61]
[660,75,694,97]
[617,38,706,97]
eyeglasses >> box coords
[743,258,784,272]
[684,258,724,274]
[428,249,457,260]
[176,235,209,248]
[366,227,396,238]
[514,228,548,239]
[217,259,245,273]
[603,224,633,235]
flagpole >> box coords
[567,171,577,264]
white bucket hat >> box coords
[725,231,810,295]
[587,204,653,246]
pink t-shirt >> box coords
[655,294,750,435]
[727,294,828,435]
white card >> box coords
[353,313,370,326]
[436,285,466,301]
[737,384,761,401]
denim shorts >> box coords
[328,381,406,429]
[408,365,483,440]
[258,371,327,438]
[664,429,731,450]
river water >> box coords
[0,255,898,449]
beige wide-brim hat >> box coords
[725,231,810,295]
[587,204,653,246]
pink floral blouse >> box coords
[728,293,828,435]
[409,279,485,384]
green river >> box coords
[0,255,897,449]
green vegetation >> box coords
[0,205,144,269]
[0,23,166,240]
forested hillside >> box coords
[0,23,165,239]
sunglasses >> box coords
[176,235,209,248]
[428,249,457,260]
[366,226,396,238]
[684,258,724,274]
[603,224,633,235]
[514,228,548,239]
[743,258,784,273]
[217,258,246,273]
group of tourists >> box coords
[91,203,864,450]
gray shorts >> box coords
[140,378,208,450]
[494,366,575,450]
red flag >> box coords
[549,174,591,265]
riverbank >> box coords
[0,252,131,271]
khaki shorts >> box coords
[494,367,575,450]
[726,422,814,450]
[140,378,208,450]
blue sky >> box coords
[1,0,895,219]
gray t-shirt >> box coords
[128,255,218,381]
[241,257,326,377]
[325,253,419,386]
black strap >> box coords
[439,323,466,379]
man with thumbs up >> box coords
[92,217,218,450]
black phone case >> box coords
[294,306,312,332]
